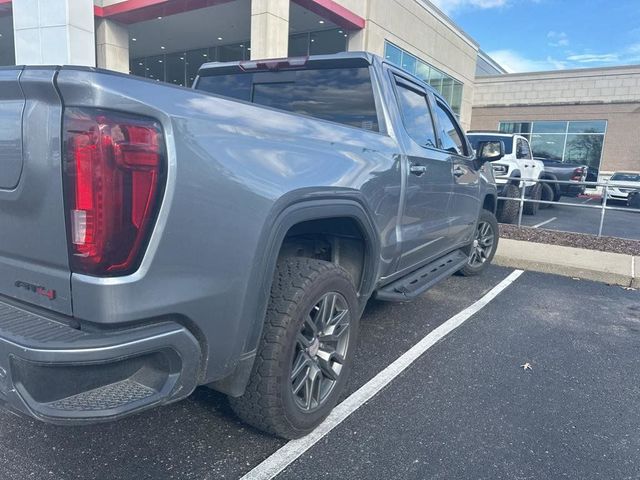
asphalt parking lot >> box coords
[515,195,640,240]
[1,266,639,480]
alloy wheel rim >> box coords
[468,221,495,267]
[290,292,351,412]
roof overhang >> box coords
[94,0,364,29]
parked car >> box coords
[604,172,640,205]
[0,53,501,439]
[467,132,546,222]
[533,157,588,200]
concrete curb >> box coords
[494,238,638,288]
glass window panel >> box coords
[198,67,379,131]
[415,61,430,82]
[289,33,309,57]
[499,122,515,133]
[219,43,244,62]
[186,48,209,87]
[532,121,567,134]
[146,55,165,82]
[441,76,454,105]
[500,122,532,135]
[434,100,466,156]
[451,82,463,115]
[400,52,416,75]
[530,133,565,161]
[567,120,607,134]
[309,29,347,55]
[385,43,402,66]
[165,52,186,87]
[130,58,146,78]
[395,83,437,148]
[564,134,604,170]
[429,68,443,93]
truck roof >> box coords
[198,51,377,76]
[196,51,445,100]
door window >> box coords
[516,138,532,159]
[395,82,437,148]
[434,100,467,156]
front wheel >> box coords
[230,258,359,439]
[458,210,499,277]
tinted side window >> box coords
[196,67,379,131]
[517,138,532,159]
[395,83,437,148]
[434,101,466,156]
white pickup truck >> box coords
[468,132,545,223]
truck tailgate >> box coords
[0,68,72,315]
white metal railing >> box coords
[496,177,640,237]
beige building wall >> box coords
[472,65,640,174]
[335,0,479,129]
[96,18,129,72]
[473,65,640,107]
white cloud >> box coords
[566,53,619,63]
[488,40,640,73]
[547,31,569,47]
[486,49,567,73]
[429,0,510,14]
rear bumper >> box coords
[559,182,585,196]
[0,298,201,424]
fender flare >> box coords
[210,195,381,396]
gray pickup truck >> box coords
[0,52,501,438]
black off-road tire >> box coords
[229,258,359,439]
[496,183,520,224]
[540,182,555,210]
[458,210,499,277]
[523,183,542,216]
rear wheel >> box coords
[230,258,359,439]
[458,210,499,277]
[496,183,520,224]
[523,183,542,216]
[540,183,555,209]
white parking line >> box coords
[582,197,593,204]
[241,269,525,480]
[532,217,557,229]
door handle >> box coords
[410,165,427,176]
[453,166,465,177]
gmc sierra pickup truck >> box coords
[0,52,501,439]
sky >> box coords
[429,0,640,73]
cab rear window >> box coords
[196,67,379,132]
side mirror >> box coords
[476,140,505,163]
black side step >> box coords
[375,250,468,301]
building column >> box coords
[12,0,95,66]
[250,0,289,60]
[96,19,130,73]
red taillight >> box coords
[571,167,584,181]
[63,108,165,276]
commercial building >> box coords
[0,0,637,176]
[472,65,640,177]
[0,0,503,129]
